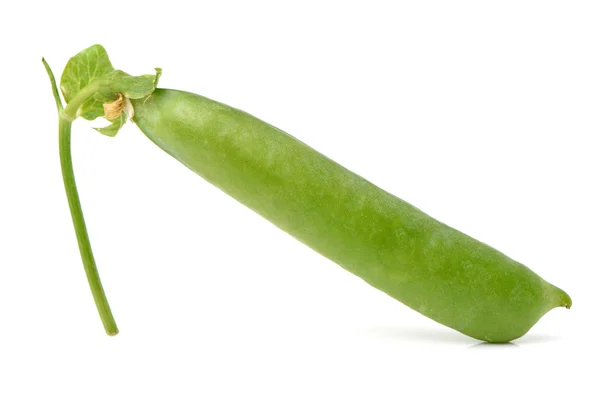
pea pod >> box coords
[45,45,571,343]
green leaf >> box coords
[94,112,127,137]
[59,45,162,136]
[109,68,162,99]
[60,45,116,120]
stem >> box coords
[43,59,118,335]
[59,119,118,335]
[63,79,111,120]
[42,58,63,113]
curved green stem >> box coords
[43,59,118,336]
[62,79,111,120]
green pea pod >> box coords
[45,45,571,343]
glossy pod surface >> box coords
[132,89,570,343]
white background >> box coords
[1,1,598,397]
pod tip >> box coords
[558,288,572,309]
